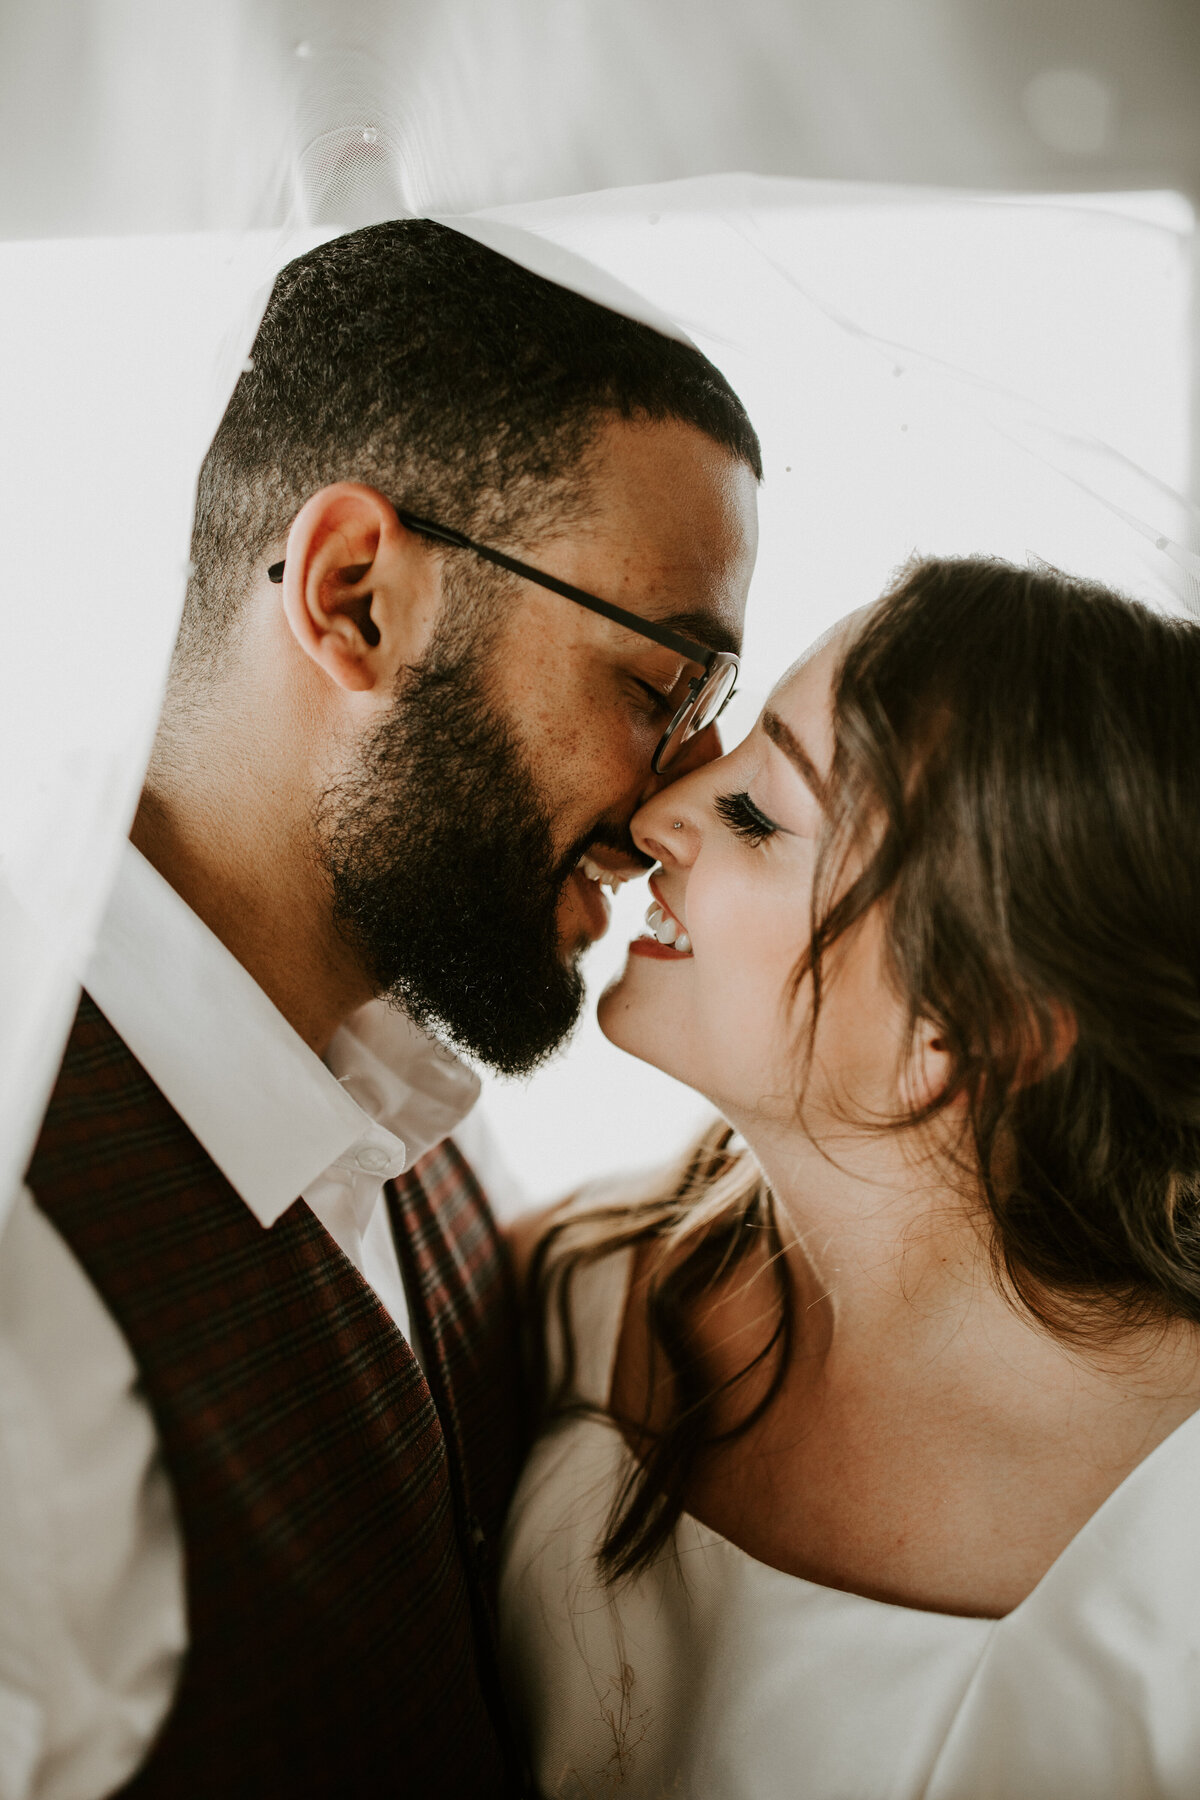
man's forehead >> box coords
[577,416,758,655]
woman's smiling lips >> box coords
[631,874,693,960]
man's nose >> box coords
[640,721,723,802]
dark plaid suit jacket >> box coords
[26,993,528,1798]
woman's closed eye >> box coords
[714,790,779,846]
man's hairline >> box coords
[201,401,757,656]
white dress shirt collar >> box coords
[82,840,481,1227]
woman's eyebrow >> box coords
[762,710,829,806]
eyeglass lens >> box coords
[655,661,738,772]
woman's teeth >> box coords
[645,901,692,956]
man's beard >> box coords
[314,636,588,1076]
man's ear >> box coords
[277,483,441,693]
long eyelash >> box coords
[714,790,778,845]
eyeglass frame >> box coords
[267,504,739,775]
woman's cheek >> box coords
[695,887,801,1044]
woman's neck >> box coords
[736,1109,1200,1440]
[672,1110,1200,1615]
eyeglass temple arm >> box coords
[267,508,726,673]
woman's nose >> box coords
[632,774,703,866]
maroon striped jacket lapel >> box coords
[390,1143,527,1587]
[27,993,525,1798]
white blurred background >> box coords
[2,1,1199,230]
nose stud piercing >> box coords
[673,821,684,830]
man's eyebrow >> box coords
[762,710,829,804]
[651,610,742,659]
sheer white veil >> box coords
[0,4,1195,1210]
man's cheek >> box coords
[575,743,652,822]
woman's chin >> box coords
[596,966,675,1076]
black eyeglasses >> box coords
[267,506,739,775]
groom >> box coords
[19,221,759,1798]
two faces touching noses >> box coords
[275,410,897,1148]
[270,405,934,1202]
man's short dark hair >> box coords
[182,218,762,670]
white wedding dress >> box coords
[499,1246,1200,1799]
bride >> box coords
[499,553,1200,1799]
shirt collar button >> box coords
[354,1144,392,1175]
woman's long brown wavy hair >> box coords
[527,556,1200,1582]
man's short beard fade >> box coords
[314,613,586,1077]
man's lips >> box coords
[558,847,653,951]
[578,851,651,889]
[564,865,612,942]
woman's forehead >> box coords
[766,616,852,714]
